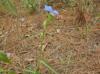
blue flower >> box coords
[44,5,53,12]
[44,4,59,16]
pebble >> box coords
[19,17,26,22]
[56,29,61,33]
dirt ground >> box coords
[0,1,100,74]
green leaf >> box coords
[0,51,10,63]
[42,14,54,29]
[47,13,54,22]
[40,60,59,74]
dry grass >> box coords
[0,0,100,74]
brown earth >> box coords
[0,1,100,74]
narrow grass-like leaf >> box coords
[0,0,17,15]
[24,69,40,74]
[24,65,40,74]
[40,60,58,74]
[7,70,16,74]
[40,32,45,41]
[43,19,48,29]
[22,0,39,12]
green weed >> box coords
[0,51,10,63]
[21,0,40,13]
[24,66,40,74]
[0,0,17,16]
[0,51,17,74]
[36,13,58,74]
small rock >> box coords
[6,52,11,57]
[56,29,61,33]
[25,58,34,62]
[19,17,26,22]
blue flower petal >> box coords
[44,4,59,16]
[44,5,53,12]
[51,10,59,15]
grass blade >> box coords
[40,60,59,74]
[0,0,17,15]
